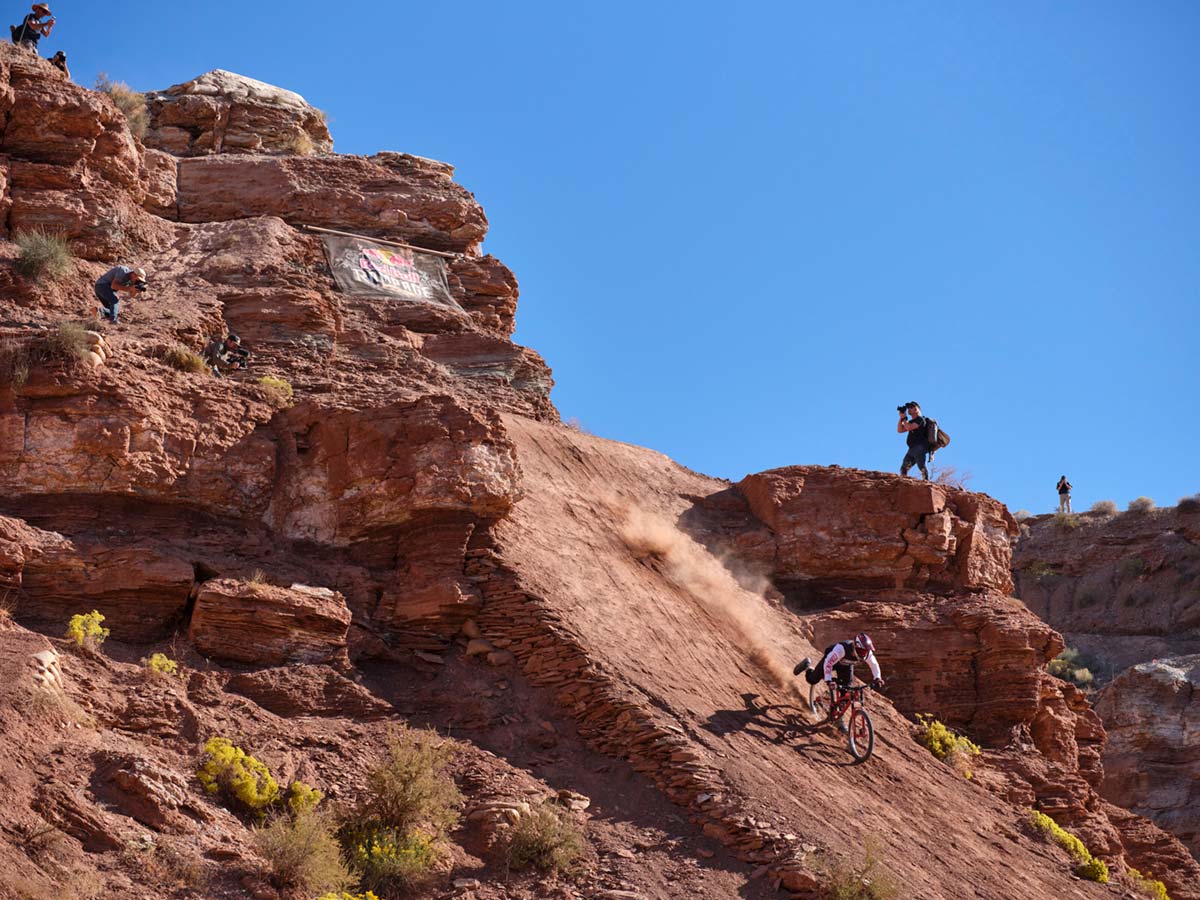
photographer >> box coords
[1057,476,1073,513]
[203,333,250,377]
[896,401,931,480]
[15,3,55,53]
[94,265,147,325]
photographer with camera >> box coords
[94,265,147,325]
[203,333,250,377]
[13,3,55,53]
[896,401,931,480]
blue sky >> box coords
[52,1,1199,514]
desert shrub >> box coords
[65,610,110,650]
[142,652,181,679]
[0,338,32,387]
[1119,557,1147,579]
[1128,496,1156,513]
[15,229,73,280]
[1177,495,1200,514]
[95,73,148,138]
[247,568,270,585]
[1074,585,1105,609]
[1028,810,1108,883]
[161,345,209,374]
[287,131,317,155]
[915,714,981,778]
[498,802,587,875]
[259,375,294,406]
[357,726,463,838]
[1128,868,1171,900]
[0,589,15,619]
[121,839,210,892]
[197,737,281,816]
[1053,512,1082,531]
[255,809,353,894]
[345,826,439,893]
[44,321,93,364]
[931,465,971,489]
[1023,562,1059,580]
[819,836,899,900]
[317,894,381,900]
[1090,499,1119,515]
[286,781,324,818]
[1012,509,1032,521]
[1048,648,1095,688]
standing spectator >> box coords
[94,265,147,325]
[896,401,931,480]
[1057,476,1073,513]
[13,3,54,53]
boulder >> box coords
[189,579,351,666]
[1094,657,1200,858]
[736,466,1018,597]
[225,665,393,719]
[143,70,333,157]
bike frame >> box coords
[826,683,869,721]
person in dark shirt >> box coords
[49,50,68,78]
[897,401,931,480]
[1057,476,1073,513]
[15,3,55,52]
[202,334,249,377]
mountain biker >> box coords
[793,632,886,694]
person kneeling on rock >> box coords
[203,333,249,377]
[94,265,147,325]
[794,633,885,725]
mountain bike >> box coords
[808,681,875,762]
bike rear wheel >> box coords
[848,708,874,762]
[809,681,830,719]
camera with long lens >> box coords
[896,404,908,414]
[133,282,148,292]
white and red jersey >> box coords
[823,640,882,682]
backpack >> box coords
[926,418,950,451]
[10,24,23,43]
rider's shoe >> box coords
[837,715,848,734]
[793,658,811,677]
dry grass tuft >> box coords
[160,345,209,374]
[95,73,148,138]
[498,802,588,875]
[255,810,354,894]
[15,229,74,280]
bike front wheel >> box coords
[848,708,874,762]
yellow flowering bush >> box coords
[65,610,109,650]
[346,827,438,892]
[197,737,280,815]
[915,714,981,778]
[1128,869,1170,900]
[1028,810,1109,883]
[316,893,381,900]
[285,780,323,817]
[143,652,181,678]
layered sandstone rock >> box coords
[1094,657,1200,858]
[173,152,487,253]
[736,466,1018,597]
[189,579,351,666]
[1014,506,1200,672]
[144,70,333,157]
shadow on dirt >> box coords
[704,692,867,767]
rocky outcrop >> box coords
[225,665,393,719]
[1094,657,1200,858]
[144,69,333,157]
[735,466,1019,598]
[172,152,487,253]
[1014,505,1200,672]
[189,579,351,666]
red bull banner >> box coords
[322,235,461,310]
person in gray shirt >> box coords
[94,265,147,324]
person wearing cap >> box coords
[49,50,68,78]
[202,333,249,377]
[94,265,147,325]
[15,3,55,53]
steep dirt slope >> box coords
[471,416,1132,898]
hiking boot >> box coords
[793,658,811,677]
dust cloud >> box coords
[618,506,801,696]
